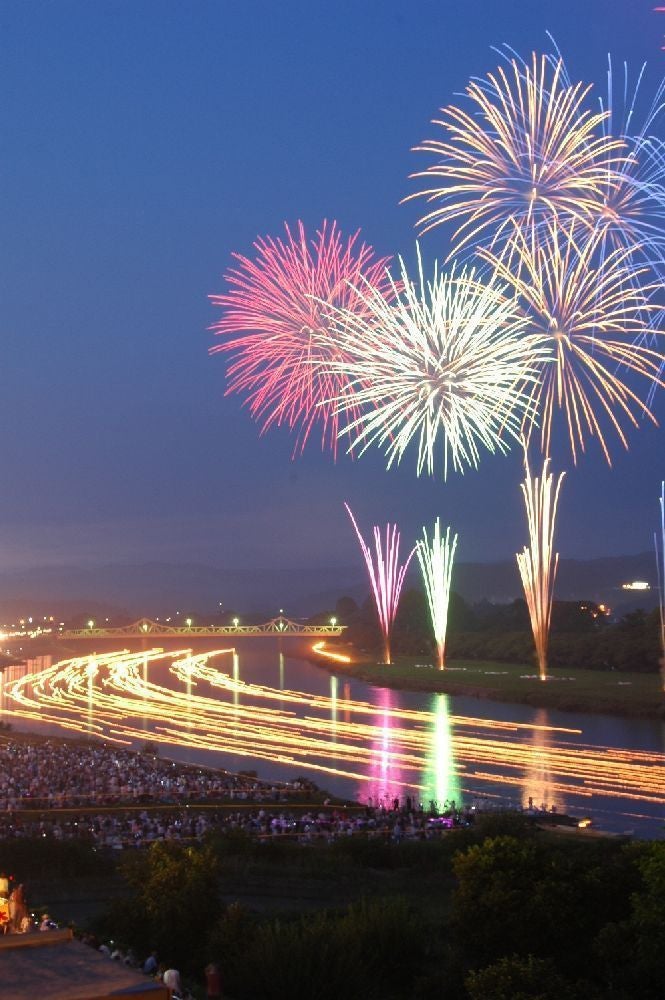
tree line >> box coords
[70,813,664,998]
[320,592,663,673]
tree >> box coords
[550,600,604,634]
[451,835,637,977]
[595,842,665,999]
[335,596,358,622]
[101,841,222,973]
[446,590,476,632]
[393,587,432,655]
[465,954,591,1000]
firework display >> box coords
[345,503,415,664]
[480,218,663,465]
[323,249,545,477]
[210,221,394,455]
[416,518,458,670]
[592,59,665,263]
[578,55,665,400]
[211,36,665,698]
[406,54,625,253]
[213,46,665,475]
[516,457,565,682]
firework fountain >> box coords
[516,456,566,681]
[416,518,458,670]
[345,503,415,665]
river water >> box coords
[4,637,664,838]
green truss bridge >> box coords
[57,616,345,640]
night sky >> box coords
[1,0,663,585]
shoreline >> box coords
[310,652,665,721]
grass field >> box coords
[315,654,665,719]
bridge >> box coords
[57,616,345,640]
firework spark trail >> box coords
[495,43,665,404]
[654,7,665,50]
[592,56,665,403]
[479,218,664,465]
[209,220,394,456]
[322,249,545,478]
[2,651,663,814]
[594,58,665,260]
[417,519,458,670]
[516,456,565,682]
[405,54,626,254]
[655,481,665,685]
[344,504,415,665]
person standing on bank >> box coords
[205,962,222,1000]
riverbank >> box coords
[311,650,665,719]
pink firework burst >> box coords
[210,221,394,456]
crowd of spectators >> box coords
[77,937,197,999]
[0,738,314,811]
[0,801,469,847]
[0,737,480,848]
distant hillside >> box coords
[455,552,660,607]
[0,552,659,621]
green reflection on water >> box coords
[424,693,461,809]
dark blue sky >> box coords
[0,0,663,580]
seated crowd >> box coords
[0,801,467,847]
[0,739,313,810]
[0,738,472,849]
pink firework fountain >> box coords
[345,503,416,665]
[210,220,394,456]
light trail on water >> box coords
[1,649,662,824]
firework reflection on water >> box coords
[1,646,663,834]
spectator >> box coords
[205,961,222,1000]
[143,951,158,975]
[163,966,183,997]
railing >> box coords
[57,616,345,640]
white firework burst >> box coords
[320,247,547,478]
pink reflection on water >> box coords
[358,686,412,808]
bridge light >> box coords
[87,620,94,630]
[233,617,239,628]
[186,618,192,628]
[330,617,337,627]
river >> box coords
[3,637,663,838]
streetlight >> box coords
[330,617,337,627]
[186,617,192,629]
[87,619,94,630]
[233,617,239,629]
